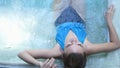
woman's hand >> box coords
[105,5,115,23]
[39,58,56,68]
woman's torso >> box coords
[55,22,87,50]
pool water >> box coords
[0,0,56,63]
[0,0,120,68]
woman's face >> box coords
[64,39,84,55]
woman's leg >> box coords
[53,0,71,22]
[55,6,85,26]
[53,0,70,11]
[71,0,86,20]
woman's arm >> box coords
[105,5,119,43]
[84,5,120,55]
[18,43,62,67]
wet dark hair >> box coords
[62,53,87,68]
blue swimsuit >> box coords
[55,22,87,50]
[55,6,86,50]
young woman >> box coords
[18,1,120,68]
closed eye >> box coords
[66,44,72,48]
[77,44,83,47]
[65,43,83,48]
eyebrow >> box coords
[78,44,83,47]
[66,44,83,48]
[66,44,72,48]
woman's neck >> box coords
[65,30,80,44]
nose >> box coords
[71,38,77,44]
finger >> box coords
[111,5,113,9]
[107,6,111,13]
[110,5,115,12]
[43,59,49,67]
[50,58,55,66]
[108,5,113,12]
[112,6,115,13]
[44,59,49,64]
[108,6,112,12]
[46,58,55,67]
[107,5,114,14]
[110,6,115,16]
[111,5,114,11]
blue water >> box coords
[0,0,56,63]
[0,0,120,68]
[86,0,120,68]
[86,0,108,43]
